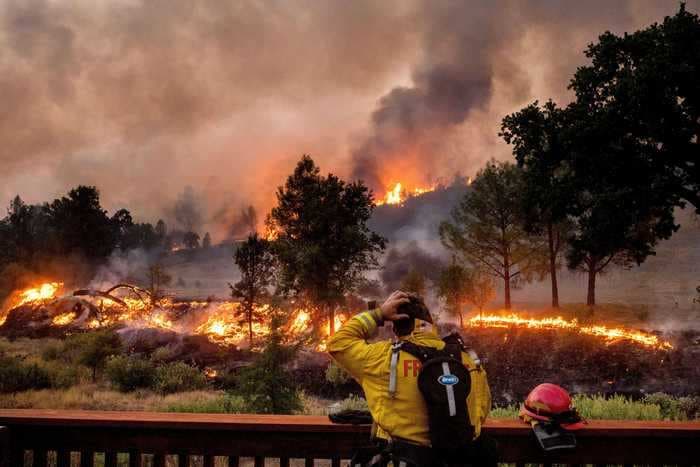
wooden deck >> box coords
[0,410,698,466]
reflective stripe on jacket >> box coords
[328,309,492,446]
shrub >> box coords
[643,392,700,420]
[154,362,207,394]
[489,405,519,418]
[164,394,247,413]
[336,395,368,412]
[0,356,51,393]
[325,362,351,386]
[65,329,123,381]
[150,346,175,363]
[488,394,695,421]
[573,394,662,420]
[233,313,302,414]
[41,360,84,388]
[677,396,700,420]
[643,392,682,419]
[40,341,65,361]
[105,355,156,392]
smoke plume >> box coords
[0,0,696,239]
[350,0,699,193]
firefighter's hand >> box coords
[380,291,411,321]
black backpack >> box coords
[388,333,480,451]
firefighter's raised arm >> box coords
[327,291,410,382]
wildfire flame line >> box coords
[375,182,435,206]
[467,313,672,350]
[2,283,672,352]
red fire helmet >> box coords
[519,383,586,430]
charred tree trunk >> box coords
[503,254,512,310]
[248,305,253,346]
[586,258,597,307]
[547,221,560,309]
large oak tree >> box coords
[501,100,572,308]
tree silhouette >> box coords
[268,155,385,335]
[230,233,275,346]
[440,160,545,309]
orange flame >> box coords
[52,311,77,326]
[1,282,64,326]
[375,182,435,206]
[14,282,63,308]
[467,313,672,350]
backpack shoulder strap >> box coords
[388,341,440,398]
[398,341,437,363]
[443,332,482,370]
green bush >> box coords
[336,394,368,411]
[164,394,247,413]
[154,362,207,394]
[65,329,123,381]
[573,394,662,420]
[643,392,700,420]
[489,405,519,419]
[0,356,51,393]
[325,362,351,386]
[105,355,156,392]
[643,392,682,419]
[677,396,700,420]
[40,360,84,388]
[233,313,302,414]
[40,341,65,361]
[489,394,699,421]
[150,346,175,363]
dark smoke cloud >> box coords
[1,0,697,240]
[171,186,203,233]
[350,0,700,192]
[380,241,448,294]
[0,0,419,235]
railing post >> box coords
[0,427,8,467]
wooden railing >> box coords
[0,410,698,466]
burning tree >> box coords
[146,263,172,307]
[440,160,545,309]
[268,155,385,335]
[230,233,275,346]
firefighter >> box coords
[327,291,496,467]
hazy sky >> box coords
[0,0,696,239]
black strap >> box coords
[397,334,466,363]
[397,341,439,363]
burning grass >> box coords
[375,182,437,206]
[0,282,346,350]
[466,311,672,350]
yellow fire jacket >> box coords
[328,309,491,446]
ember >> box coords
[467,313,672,350]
